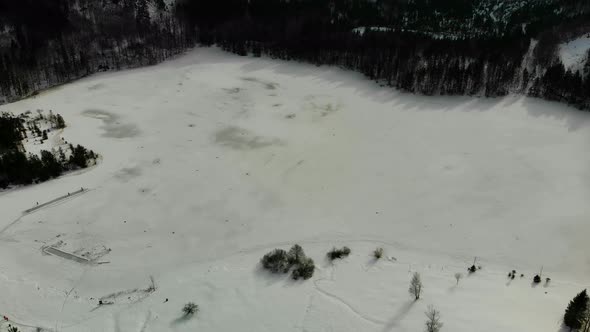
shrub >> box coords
[8,326,19,332]
[533,275,542,283]
[292,257,315,280]
[288,244,305,265]
[261,249,290,273]
[182,302,199,316]
[373,247,384,259]
[468,265,476,273]
[327,246,351,260]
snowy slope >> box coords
[0,47,588,332]
[559,34,590,72]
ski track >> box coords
[138,310,152,332]
[313,278,386,326]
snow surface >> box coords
[0,47,589,332]
[559,34,590,72]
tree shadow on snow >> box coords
[170,314,192,327]
[381,300,417,332]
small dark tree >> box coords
[564,290,589,330]
[55,114,66,129]
[409,272,423,300]
[182,302,199,316]
[7,326,19,332]
[373,247,384,259]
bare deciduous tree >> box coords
[409,272,423,300]
[425,305,443,332]
[454,272,463,285]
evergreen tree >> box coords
[564,289,589,330]
[55,114,66,129]
[69,144,89,169]
[41,150,63,179]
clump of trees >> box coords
[327,247,351,261]
[0,112,98,189]
[564,289,589,331]
[260,244,315,280]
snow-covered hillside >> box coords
[0,47,588,332]
[559,34,590,73]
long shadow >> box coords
[381,300,417,332]
[170,314,193,327]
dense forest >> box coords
[0,0,193,103]
[175,0,590,110]
[1,0,590,109]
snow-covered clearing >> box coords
[0,47,589,331]
[559,33,590,73]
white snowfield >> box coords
[0,47,589,332]
[559,33,590,73]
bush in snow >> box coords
[373,247,384,259]
[7,326,19,332]
[327,246,351,261]
[292,257,315,280]
[182,302,199,316]
[288,244,306,265]
[261,249,291,273]
[261,245,315,280]
[533,274,542,283]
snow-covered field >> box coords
[559,34,590,73]
[0,47,589,332]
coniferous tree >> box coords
[564,289,589,330]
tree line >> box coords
[175,0,590,111]
[0,0,195,103]
[1,0,590,110]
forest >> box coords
[0,0,193,103]
[1,0,590,109]
[175,0,590,110]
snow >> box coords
[0,47,589,331]
[559,34,590,72]
[352,26,393,35]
